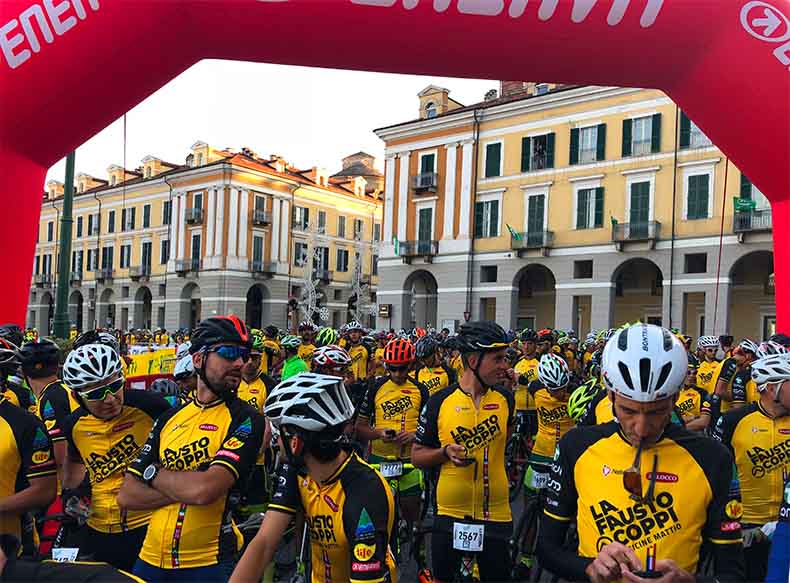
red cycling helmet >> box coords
[384,338,415,365]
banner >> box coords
[126,349,177,378]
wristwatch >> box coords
[142,464,160,486]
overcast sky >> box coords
[45,60,494,184]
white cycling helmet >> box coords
[756,341,789,360]
[63,343,123,391]
[173,354,195,380]
[265,373,354,432]
[602,324,686,402]
[697,335,720,350]
[346,320,364,332]
[175,341,192,360]
[280,335,302,350]
[738,339,760,356]
[751,354,790,391]
[538,353,570,391]
[312,345,352,369]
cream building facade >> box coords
[30,143,383,332]
[374,83,774,339]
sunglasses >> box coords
[210,345,250,362]
[387,364,410,372]
[79,377,125,402]
[622,441,658,503]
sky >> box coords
[45,60,495,183]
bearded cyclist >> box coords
[539,324,744,582]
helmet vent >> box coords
[618,362,635,392]
[639,357,652,392]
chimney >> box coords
[484,89,498,102]
[500,81,534,97]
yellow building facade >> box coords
[375,84,773,339]
[31,143,383,332]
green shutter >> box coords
[474,202,484,238]
[489,201,499,237]
[596,123,607,161]
[521,137,531,172]
[622,119,632,157]
[679,112,691,149]
[546,133,555,168]
[688,175,710,220]
[570,128,580,165]
[576,190,588,229]
[485,143,501,177]
[420,154,435,174]
[594,187,605,228]
[740,174,752,199]
[651,113,662,153]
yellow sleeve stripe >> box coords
[27,469,56,479]
[127,467,143,477]
[268,504,297,515]
[543,509,572,522]
[351,578,387,583]
[709,537,743,545]
[210,459,240,479]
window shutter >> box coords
[622,119,633,157]
[546,133,555,168]
[569,128,580,165]
[596,124,607,161]
[121,209,127,230]
[490,201,499,237]
[485,143,501,177]
[594,187,605,227]
[576,190,588,229]
[651,113,662,153]
[131,208,136,228]
[679,112,691,149]
[474,202,484,238]
[304,207,310,227]
[740,174,752,199]
[521,137,531,172]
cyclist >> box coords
[260,325,282,376]
[371,332,388,378]
[237,331,274,414]
[539,324,744,582]
[315,326,339,348]
[297,321,318,367]
[0,324,24,348]
[677,354,712,432]
[150,378,182,408]
[412,321,514,583]
[513,329,540,437]
[567,378,603,425]
[281,334,309,381]
[712,352,790,581]
[713,338,760,411]
[231,373,397,583]
[0,339,36,414]
[118,315,265,580]
[60,343,170,571]
[346,321,372,405]
[172,351,196,402]
[695,335,722,394]
[414,335,456,397]
[356,337,428,531]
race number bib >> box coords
[380,461,403,478]
[452,522,485,552]
[52,548,79,562]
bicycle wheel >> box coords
[510,495,541,580]
[507,437,528,502]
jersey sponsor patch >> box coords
[235,417,252,438]
[216,449,240,461]
[725,500,743,520]
[199,424,218,431]
[450,415,502,452]
[589,492,681,552]
[223,437,244,450]
[720,521,740,532]
[163,436,212,470]
[323,494,339,512]
[32,450,51,464]
[32,427,49,449]
[352,560,381,572]
[112,421,134,433]
[746,439,790,478]
[646,472,679,483]
[353,542,376,562]
[482,403,499,410]
[42,402,55,419]
[85,434,142,482]
[355,508,375,540]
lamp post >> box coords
[53,152,75,339]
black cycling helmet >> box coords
[189,315,250,354]
[415,335,440,360]
[0,324,24,348]
[769,333,790,348]
[19,339,60,373]
[456,321,509,354]
[687,352,700,370]
[520,329,538,342]
[151,378,180,397]
[263,325,279,339]
[73,330,121,354]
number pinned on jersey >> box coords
[452,522,484,552]
[52,548,79,562]
[380,461,403,478]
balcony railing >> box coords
[185,208,204,224]
[612,221,661,249]
[251,210,272,226]
[734,209,772,234]
[411,172,439,193]
[250,260,277,275]
[70,271,83,284]
[33,274,52,287]
[175,259,201,273]
[400,240,439,261]
[97,267,115,281]
[129,265,151,280]
[314,268,333,283]
[292,220,309,231]
[511,231,554,255]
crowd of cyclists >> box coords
[0,316,788,582]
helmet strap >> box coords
[195,348,233,401]
[467,351,491,391]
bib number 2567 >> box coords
[452,522,484,552]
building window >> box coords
[318,210,326,233]
[337,215,346,238]
[574,260,593,279]
[425,102,437,119]
[740,175,771,210]
[87,214,94,236]
[110,175,117,186]
[484,142,502,178]
[679,111,712,149]
[372,254,379,276]
[143,204,151,228]
[571,124,606,165]
[141,241,152,269]
[684,253,707,274]
[101,246,114,270]
[293,206,309,230]
[628,181,652,230]
[158,284,167,297]
[121,207,136,231]
[47,221,54,242]
[474,199,499,238]
[160,239,170,264]
[419,152,436,175]
[480,266,498,283]
[190,234,201,265]
[252,235,264,265]
[521,133,555,172]
[579,126,599,163]
[86,249,94,272]
[354,219,364,239]
[193,192,203,211]
[162,201,172,225]
[145,166,152,178]
[313,247,330,272]
[120,244,132,268]
[576,187,604,229]
[108,210,116,233]
[76,216,83,238]
[686,174,710,220]
[337,249,349,272]
[374,223,381,241]
[623,114,661,157]
[294,242,308,266]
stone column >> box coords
[554,287,576,331]
[270,198,281,264]
[396,152,410,243]
[228,187,239,257]
[706,281,731,336]
[443,143,457,240]
[383,156,396,243]
[661,281,685,331]
[590,285,614,332]
[206,186,216,257]
[176,192,186,261]
[280,199,290,264]
[238,188,249,260]
[458,141,474,238]
[214,185,225,259]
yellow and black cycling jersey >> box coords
[269,453,396,583]
[712,402,790,525]
[717,359,759,407]
[62,390,170,534]
[696,359,722,395]
[449,354,465,379]
[545,421,742,575]
[414,363,456,397]
[260,339,281,376]
[236,375,271,415]
[299,343,316,369]
[513,356,539,412]
[128,396,265,569]
[371,347,386,378]
[528,382,575,460]
[676,386,711,420]
[358,375,428,460]
[578,388,615,427]
[415,383,514,523]
[37,380,81,442]
[348,344,371,382]
[0,396,56,539]
[2,381,37,414]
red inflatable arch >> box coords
[1,0,788,327]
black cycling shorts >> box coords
[431,523,512,582]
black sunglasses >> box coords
[209,345,250,363]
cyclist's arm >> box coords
[714,359,736,400]
[117,473,174,510]
[354,381,382,441]
[355,416,384,442]
[411,394,447,468]
[229,510,292,583]
[0,475,55,515]
[343,471,394,583]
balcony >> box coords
[250,260,277,276]
[97,268,115,282]
[251,210,272,226]
[185,208,204,225]
[411,172,439,194]
[400,240,438,264]
[33,274,52,287]
[129,265,151,281]
[314,269,333,284]
[69,271,83,284]
[511,231,554,257]
[734,209,772,242]
[175,259,201,274]
[292,220,309,231]
[612,221,661,250]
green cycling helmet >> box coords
[316,327,339,347]
[567,379,601,422]
[281,335,302,350]
[249,329,265,352]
